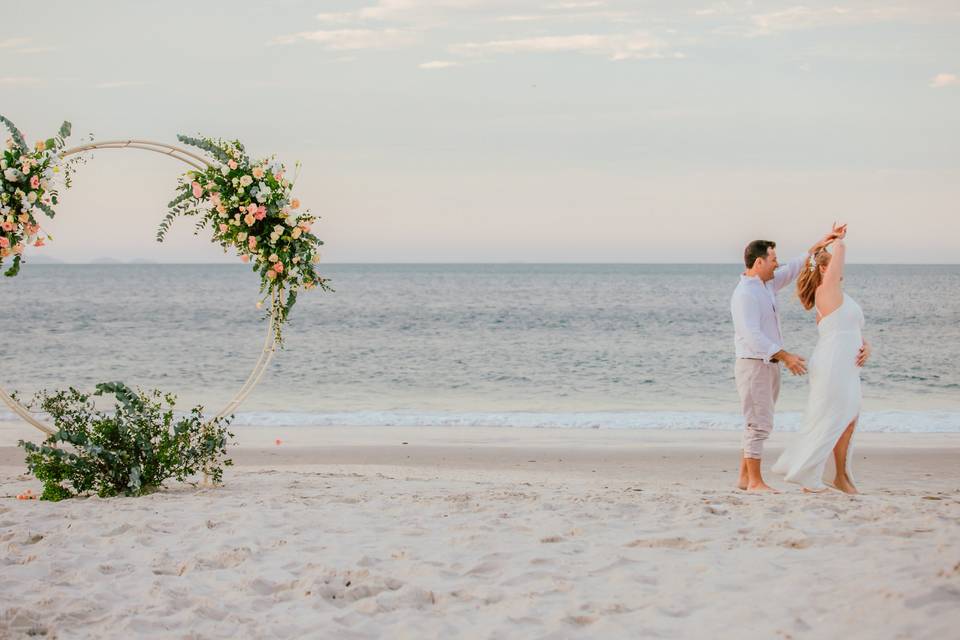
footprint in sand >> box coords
[625,537,703,550]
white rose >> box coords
[237,232,248,241]
[220,165,229,176]
[239,175,253,187]
[27,191,37,203]
[3,167,22,182]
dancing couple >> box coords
[731,223,871,493]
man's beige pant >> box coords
[735,359,781,459]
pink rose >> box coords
[192,181,203,199]
[266,270,277,280]
[274,172,284,181]
[228,160,238,170]
[247,203,257,215]
[254,205,266,221]
[219,223,229,233]
[248,236,257,248]
[210,193,221,206]
[34,237,45,247]
[240,254,250,263]
[30,175,40,189]
[273,261,284,273]
[299,221,312,233]
[0,237,9,249]
[0,221,12,232]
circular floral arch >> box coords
[0,116,329,435]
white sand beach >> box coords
[2,423,958,639]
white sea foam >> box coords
[214,410,960,432]
[4,408,957,433]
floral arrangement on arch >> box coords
[161,135,331,342]
[0,115,81,277]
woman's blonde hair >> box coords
[796,250,832,310]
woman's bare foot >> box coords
[802,486,831,494]
[746,482,780,493]
[832,475,859,494]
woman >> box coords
[772,224,872,493]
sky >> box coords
[2,0,959,263]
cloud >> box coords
[15,46,57,54]
[930,73,958,88]
[272,29,420,50]
[313,0,490,24]
[419,60,461,69]
[0,37,31,49]
[745,4,958,36]
[546,1,607,8]
[0,77,41,86]
[452,33,671,61]
[95,80,149,89]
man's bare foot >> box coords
[746,482,780,493]
[832,475,859,494]
[737,471,749,491]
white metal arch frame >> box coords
[0,139,276,435]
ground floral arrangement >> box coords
[18,383,233,501]
[1,114,330,342]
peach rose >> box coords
[0,237,9,249]
[252,166,265,179]
[12,243,23,255]
[34,237,45,247]
[240,254,250,263]
[219,223,229,233]
[290,198,300,210]
[266,270,277,280]
[228,159,238,170]
[244,213,255,226]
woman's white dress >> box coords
[773,293,865,490]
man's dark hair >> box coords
[744,240,776,269]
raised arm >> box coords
[771,227,844,293]
[816,237,846,316]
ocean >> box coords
[2,264,958,432]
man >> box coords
[731,233,836,492]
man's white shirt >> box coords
[731,255,806,362]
